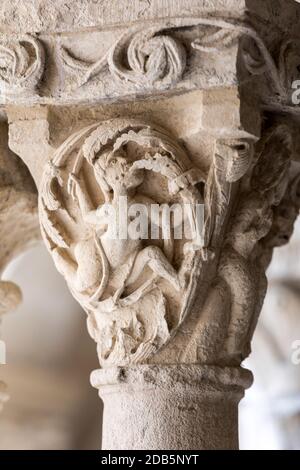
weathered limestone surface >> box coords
[1,0,300,450]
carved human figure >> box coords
[52,149,182,308]
[39,120,202,366]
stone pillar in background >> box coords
[0,122,40,412]
[241,224,300,449]
[1,0,300,449]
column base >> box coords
[91,364,253,450]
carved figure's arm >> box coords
[68,173,94,218]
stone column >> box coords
[243,253,300,448]
[91,365,252,450]
[1,0,300,449]
[0,122,40,412]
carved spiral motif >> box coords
[0,35,44,98]
[108,28,187,88]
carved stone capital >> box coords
[29,115,299,373]
[37,118,206,368]
[2,0,300,450]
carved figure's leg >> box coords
[127,246,181,291]
[53,238,101,293]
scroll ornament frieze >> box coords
[59,17,300,108]
[241,36,300,107]
[60,27,187,90]
[59,18,242,91]
[0,19,298,106]
[0,35,45,100]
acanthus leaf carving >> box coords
[203,138,254,253]
[191,25,240,53]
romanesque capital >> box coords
[34,116,300,374]
[2,0,299,375]
[2,0,300,450]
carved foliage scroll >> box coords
[59,16,253,96]
[58,17,300,107]
[0,17,298,107]
[61,27,187,90]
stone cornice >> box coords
[0,9,299,111]
[0,1,246,34]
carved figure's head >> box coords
[94,150,145,192]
